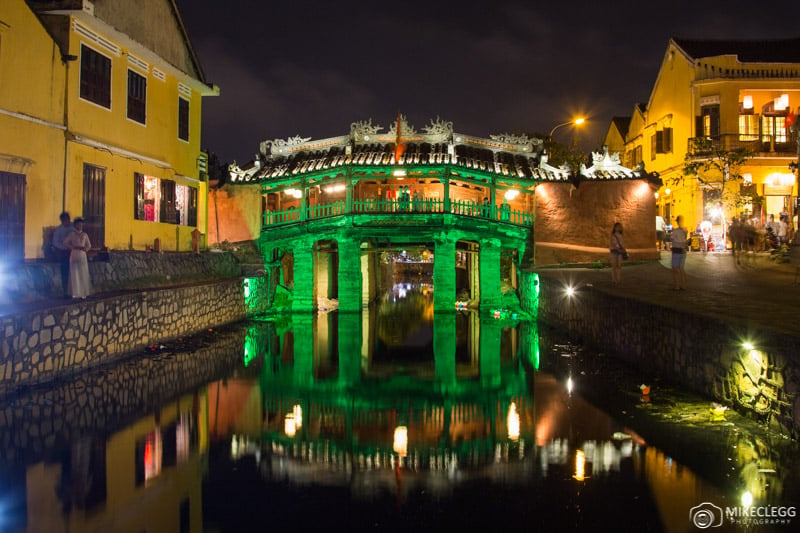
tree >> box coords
[678,138,754,214]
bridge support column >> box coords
[338,239,362,312]
[479,239,502,312]
[433,237,456,313]
[291,243,316,313]
[361,251,375,307]
[519,271,539,316]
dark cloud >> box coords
[178,0,799,164]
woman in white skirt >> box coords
[64,217,92,299]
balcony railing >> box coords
[687,133,798,157]
[262,199,533,228]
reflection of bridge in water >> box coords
[228,313,643,494]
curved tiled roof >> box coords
[228,117,656,185]
[673,37,800,63]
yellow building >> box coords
[0,0,67,261]
[0,0,218,261]
[608,37,800,241]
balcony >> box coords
[687,133,798,158]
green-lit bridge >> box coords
[229,116,652,314]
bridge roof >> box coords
[229,116,658,185]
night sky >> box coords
[176,0,799,165]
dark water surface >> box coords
[0,286,798,532]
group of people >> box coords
[609,215,688,290]
[729,210,792,252]
[52,212,92,299]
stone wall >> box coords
[534,180,659,265]
[536,276,800,436]
[4,250,242,303]
[0,276,271,396]
[0,322,269,464]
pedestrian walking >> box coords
[51,212,75,298]
[671,215,688,290]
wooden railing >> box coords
[687,133,797,156]
[263,199,532,228]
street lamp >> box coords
[549,117,586,138]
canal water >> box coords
[0,285,798,532]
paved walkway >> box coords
[534,250,800,337]
[3,250,799,338]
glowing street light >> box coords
[549,117,586,138]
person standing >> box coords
[670,215,688,291]
[63,217,92,299]
[655,214,666,250]
[52,212,75,298]
[609,222,625,284]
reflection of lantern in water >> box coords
[507,402,520,441]
[284,415,297,437]
[573,449,586,481]
[293,404,303,429]
[393,426,408,457]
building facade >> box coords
[0,0,218,261]
[607,37,800,243]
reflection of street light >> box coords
[549,117,586,138]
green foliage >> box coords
[678,138,753,213]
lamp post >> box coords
[549,117,585,139]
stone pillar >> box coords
[338,312,362,386]
[443,175,451,213]
[361,252,373,307]
[479,317,501,387]
[337,239,362,312]
[300,187,308,221]
[519,271,539,317]
[346,177,355,213]
[291,243,316,313]
[434,313,456,393]
[469,244,480,303]
[479,239,502,311]
[433,237,456,313]
[489,179,496,219]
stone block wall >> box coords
[534,180,659,265]
[4,250,242,303]
[536,277,800,436]
[0,323,264,464]
[0,277,270,396]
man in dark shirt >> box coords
[52,212,75,298]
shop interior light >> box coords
[504,189,520,200]
[507,402,520,441]
[393,426,408,457]
[742,95,753,110]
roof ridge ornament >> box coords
[350,119,383,142]
[590,145,623,170]
[422,116,454,141]
[387,114,417,136]
[261,135,312,156]
[489,133,533,150]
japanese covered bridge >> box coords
[228,116,657,314]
